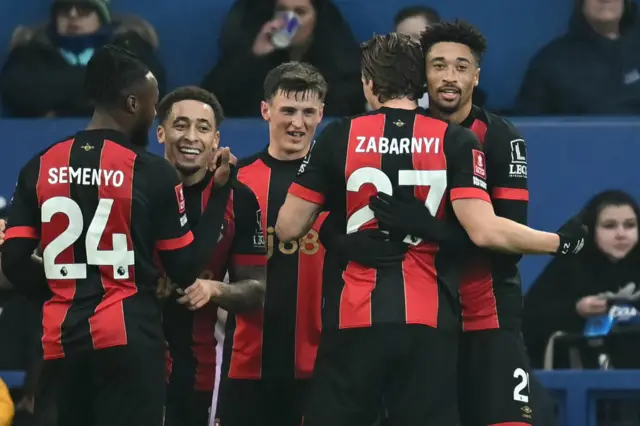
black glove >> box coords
[554,212,588,256]
[369,192,471,249]
[318,213,407,268]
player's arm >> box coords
[447,125,563,254]
[210,182,267,312]
[486,122,528,225]
[276,121,343,242]
[153,160,233,288]
[1,159,50,302]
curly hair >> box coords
[420,20,487,65]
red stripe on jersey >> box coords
[288,182,325,205]
[295,212,326,377]
[461,117,499,331]
[192,183,233,391]
[5,226,39,240]
[156,232,194,251]
[492,187,529,201]
[228,162,269,378]
[90,140,137,350]
[232,254,267,266]
[470,119,488,144]
[37,139,75,360]
[401,115,449,327]
[450,187,492,203]
[340,114,385,328]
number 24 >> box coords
[346,167,447,244]
[42,197,135,280]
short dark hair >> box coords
[157,86,225,126]
[85,45,150,107]
[263,62,328,101]
[360,33,425,103]
[394,5,441,28]
[420,20,487,65]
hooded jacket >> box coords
[523,191,640,369]
[202,0,364,117]
[516,0,640,115]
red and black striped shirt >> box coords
[2,130,229,360]
[163,172,267,392]
[457,105,529,331]
[289,107,490,329]
[223,149,326,379]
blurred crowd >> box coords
[0,0,639,117]
[0,0,639,425]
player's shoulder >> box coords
[231,177,258,205]
[135,151,181,185]
[477,107,523,144]
[236,151,262,169]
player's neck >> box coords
[181,167,208,187]
[430,101,473,125]
[86,110,129,136]
[378,98,418,110]
[267,144,309,162]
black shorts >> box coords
[458,329,534,426]
[304,324,458,426]
[165,385,213,426]
[37,345,165,426]
[215,378,309,426]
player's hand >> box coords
[369,192,438,241]
[0,219,6,246]
[209,147,235,188]
[576,296,608,318]
[554,212,588,256]
[252,19,281,56]
[319,213,407,268]
[178,279,222,310]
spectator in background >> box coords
[202,0,363,117]
[523,190,640,369]
[516,0,640,115]
[0,0,166,118]
[393,6,487,108]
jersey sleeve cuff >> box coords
[5,226,39,240]
[155,231,194,251]
[232,254,267,267]
[450,188,491,203]
[491,187,529,201]
[288,183,325,205]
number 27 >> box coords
[346,167,447,244]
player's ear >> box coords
[157,125,165,144]
[260,101,270,121]
[474,67,481,88]
[125,95,136,114]
[213,130,220,150]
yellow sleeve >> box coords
[0,379,15,426]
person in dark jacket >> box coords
[202,0,364,117]
[523,190,640,369]
[516,0,640,115]
[0,0,166,118]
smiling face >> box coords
[425,41,479,115]
[157,99,219,176]
[261,89,323,157]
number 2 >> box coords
[346,167,447,244]
[41,196,135,280]
[513,368,530,403]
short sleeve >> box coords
[288,120,344,206]
[5,158,40,241]
[230,182,267,267]
[151,159,194,251]
[486,122,529,201]
[444,124,491,203]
